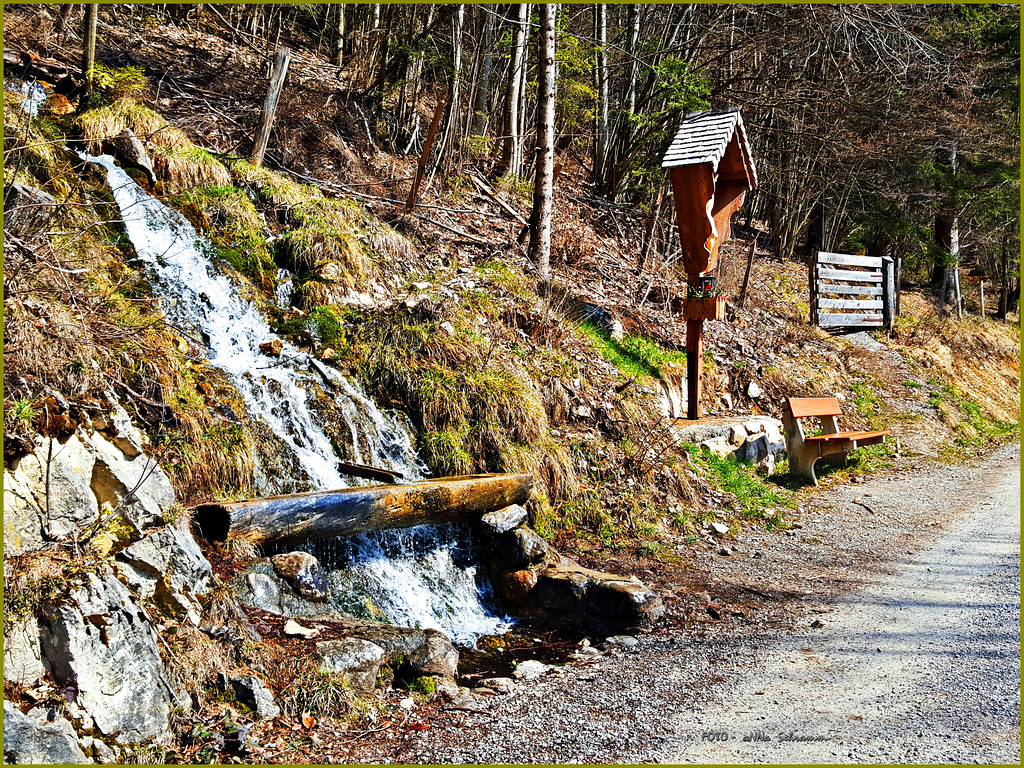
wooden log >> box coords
[469,173,526,224]
[250,48,291,168]
[194,473,534,547]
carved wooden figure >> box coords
[662,108,758,419]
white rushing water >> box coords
[85,153,509,643]
[6,79,47,118]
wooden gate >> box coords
[810,251,897,329]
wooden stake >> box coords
[738,238,756,308]
[980,280,986,318]
[406,99,445,212]
[250,48,291,168]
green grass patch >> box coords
[577,320,685,381]
[173,185,274,283]
[686,445,795,527]
[929,383,1020,450]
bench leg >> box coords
[789,449,820,486]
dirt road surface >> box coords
[660,442,1020,764]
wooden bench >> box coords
[783,397,890,485]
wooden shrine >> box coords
[661,108,758,419]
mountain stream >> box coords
[84,152,510,644]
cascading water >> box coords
[84,151,419,490]
[84,152,510,643]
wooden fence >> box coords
[810,251,898,329]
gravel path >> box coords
[347,443,1020,764]
[661,442,1021,764]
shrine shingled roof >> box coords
[661,107,757,186]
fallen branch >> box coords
[412,213,492,245]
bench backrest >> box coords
[786,397,842,419]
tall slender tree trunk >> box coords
[625,4,641,116]
[333,3,345,68]
[436,4,465,168]
[472,10,494,136]
[530,3,557,290]
[594,3,609,185]
[935,144,960,316]
[500,3,530,177]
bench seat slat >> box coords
[804,429,891,442]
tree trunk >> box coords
[472,9,494,136]
[82,3,97,97]
[332,3,345,68]
[530,3,557,289]
[500,3,530,177]
[435,4,465,169]
[194,474,535,547]
[594,3,609,184]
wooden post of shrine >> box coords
[661,109,758,420]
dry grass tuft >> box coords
[4,98,77,198]
[229,159,317,209]
[279,656,355,718]
[76,100,230,190]
[161,621,233,706]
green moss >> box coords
[173,185,273,283]
[307,305,350,350]
[405,676,436,696]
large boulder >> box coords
[271,551,329,601]
[5,400,176,548]
[219,673,281,720]
[12,436,99,541]
[3,613,45,686]
[88,429,174,536]
[404,631,459,678]
[3,182,58,239]
[3,701,91,765]
[116,523,211,623]
[477,516,664,635]
[316,638,386,691]
[524,562,664,635]
[38,569,185,744]
[101,128,156,187]
[3,467,45,555]
[118,524,211,598]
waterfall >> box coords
[284,524,511,646]
[84,153,509,644]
